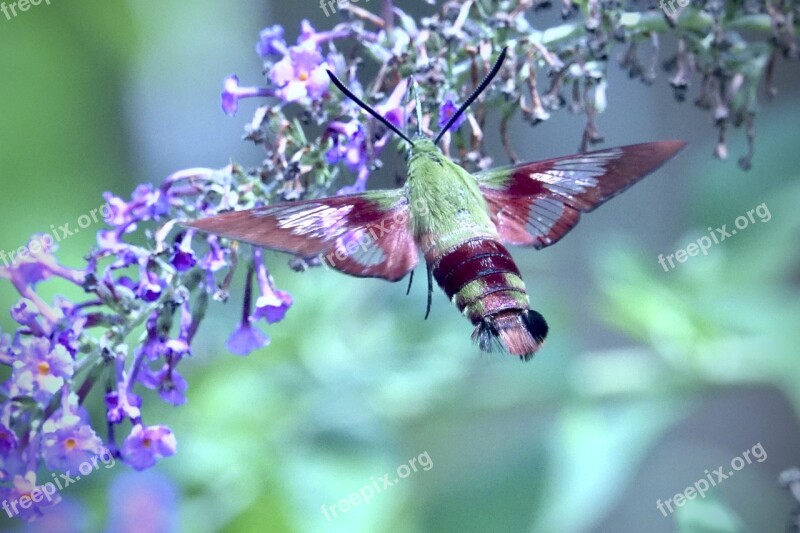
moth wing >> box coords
[187,190,418,281]
[475,141,686,248]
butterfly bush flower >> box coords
[438,94,466,132]
[221,75,275,117]
[140,363,188,406]
[11,337,73,402]
[256,24,287,57]
[0,471,61,520]
[121,424,177,471]
[105,389,142,424]
[171,231,198,272]
[270,45,330,103]
[1,0,796,521]
[326,121,368,171]
[252,249,293,324]
[0,164,298,517]
[41,421,104,472]
[226,261,273,356]
[375,79,409,130]
[226,318,270,356]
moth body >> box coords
[408,139,547,357]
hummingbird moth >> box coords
[188,48,685,360]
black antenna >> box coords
[434,47,508,145]
[326,70,415,146]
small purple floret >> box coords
[105,389,143,424]
[121,424,177,471]
[257,25,287,57]
[270,45,330,102]
[438,94,466,132]
[221,75,274,116]
[41,422,104,472]
[226,319,270,356]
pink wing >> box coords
[187,190,418,281]
[476,141,687,248]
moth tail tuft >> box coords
[471,309,549,362]
[471,319,503,354]
[522,309,549,346]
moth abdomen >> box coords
[429,237,548,359]
[431,237,517,290]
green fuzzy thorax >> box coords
[406,139,497,251]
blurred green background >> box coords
[1,1,798,532]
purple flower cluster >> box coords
[0,165,295,518]
[221,20,346,115]
[221,18,430,195]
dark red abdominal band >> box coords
[431,238,528,324]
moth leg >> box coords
[405,270,414,295]
[424,263,433,320]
